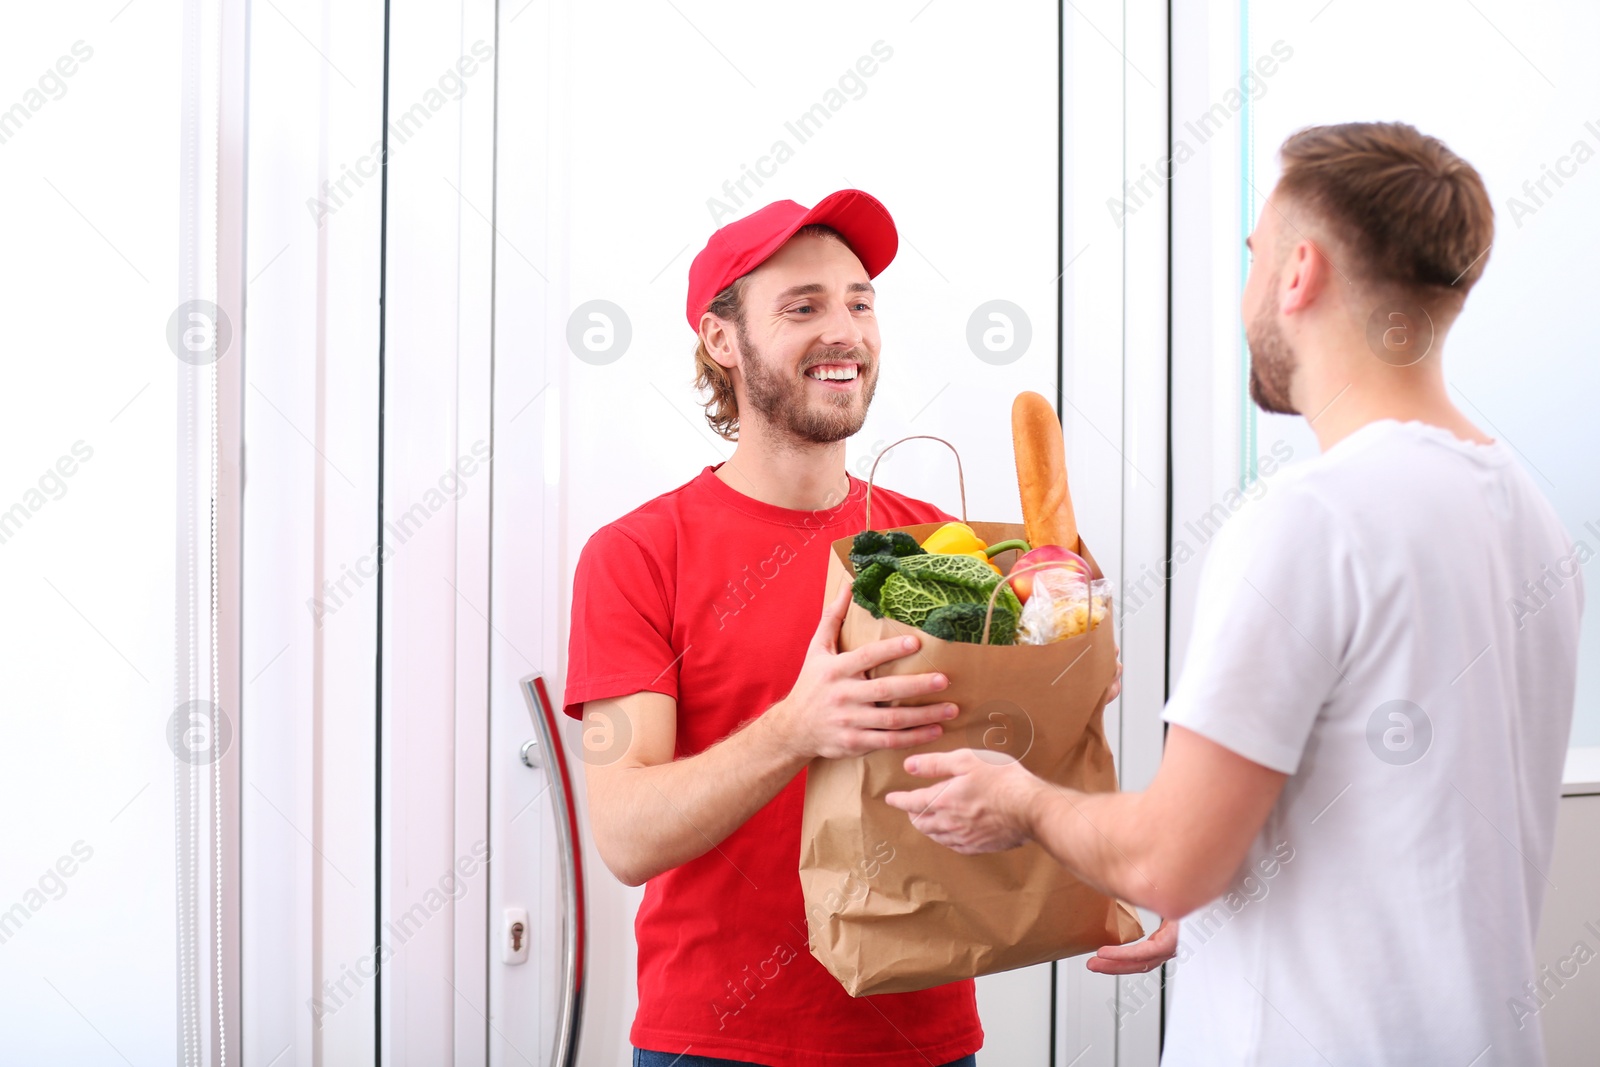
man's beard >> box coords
[1245,301,1299,416]
[737,329,876,444]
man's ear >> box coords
[1279,238,1333,316]
[700,313,740,370]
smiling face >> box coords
[726,230,881,445]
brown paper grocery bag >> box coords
[799,437,1144,996]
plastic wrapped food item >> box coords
[1089,579,1112,627]
[1017,572,1112,645]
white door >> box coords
[486,3,1169,1065]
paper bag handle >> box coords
[980,559,1101,646]
[863,435,968,530]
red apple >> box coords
[1009,545,1090,603]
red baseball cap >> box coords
[685,188,898,332]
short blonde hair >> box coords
[1277,122,1494,304]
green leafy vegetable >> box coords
[850,561,894,617]
[848,535,1022,644]
[922,602,1018,645]
[849,529,925,568]
[849,530,928,618]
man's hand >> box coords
[886,746,1181,973]
[1104,655,1124,703]
[767,584,960,761]
[1087,916,1178,974]
[883,748,1043,853]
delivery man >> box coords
[563,189,1175,1066]
[887,123,1584,1066]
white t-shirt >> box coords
[1161,418,1584,1067]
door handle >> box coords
[520,672,586,1067]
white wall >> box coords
[0,5,185,1063]
[1535,789,1600,1063]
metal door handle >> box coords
[520,672,585,1067]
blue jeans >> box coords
[633,1051,977,1067]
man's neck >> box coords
[1296,339,1493,452]
[714,438,852,511]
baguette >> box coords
[1011,391,1080,553]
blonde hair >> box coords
[691,223,846,441]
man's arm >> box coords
[884,724,1287,918]
[581,690,807,887]
[583,584,960,887]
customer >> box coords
[888,123,1584,1066]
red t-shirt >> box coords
[563,461,982,1065]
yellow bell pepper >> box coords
[921,521,986,556]
[920,522,1030,575]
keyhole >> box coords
[511,921,525,952]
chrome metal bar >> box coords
[520,672,585,1067]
